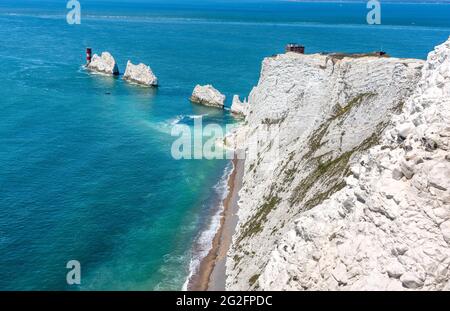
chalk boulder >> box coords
[190,85,225,109]
[123,61,158,87]
[87,52,119,76]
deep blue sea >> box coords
[0,0,449,290]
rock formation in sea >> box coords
[87,52,119,76]
[190,85,226,109]
[123,61,158,87]
[230,95,248,117]
[225,37,450,290]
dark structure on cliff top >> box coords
[285,43,388,58]
[286,43,305,54]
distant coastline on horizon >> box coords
[279,0,450,5]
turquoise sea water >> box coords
[0,0,449,290]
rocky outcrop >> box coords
[190,85,225,109]
[230,95,248,117]
[87,52,119,76]
[225,45,433,290]
[123,61,158,87]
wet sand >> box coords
[187,158,244,291]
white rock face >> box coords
[226,38,450,291]
[87,52,119,75]
[231,95,248,117]
[123,61,158,86]
[190,85,225,109]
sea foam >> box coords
[182,162,233,291]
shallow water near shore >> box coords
[0,0,449,290]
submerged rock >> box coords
[190,85,225,109]
[123,61,158,87]
[230,95,248,117]
[87,52,119,76]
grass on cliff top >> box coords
[322,52,390,60]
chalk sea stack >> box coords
[230,95,248,117]
[190,85,225,109]
[87,52,120,76]
[123,61,158,87]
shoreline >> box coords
[187,157,245,291]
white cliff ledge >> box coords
[123,61,158,87]
[190,85,225,109]
[224,39,450,291]
[87,52,119,76]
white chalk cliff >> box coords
[190,85,226,109]
[123,61,158,87]
[226,38,450,290]
[87,52,119,76]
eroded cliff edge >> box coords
[226,38,450,290]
